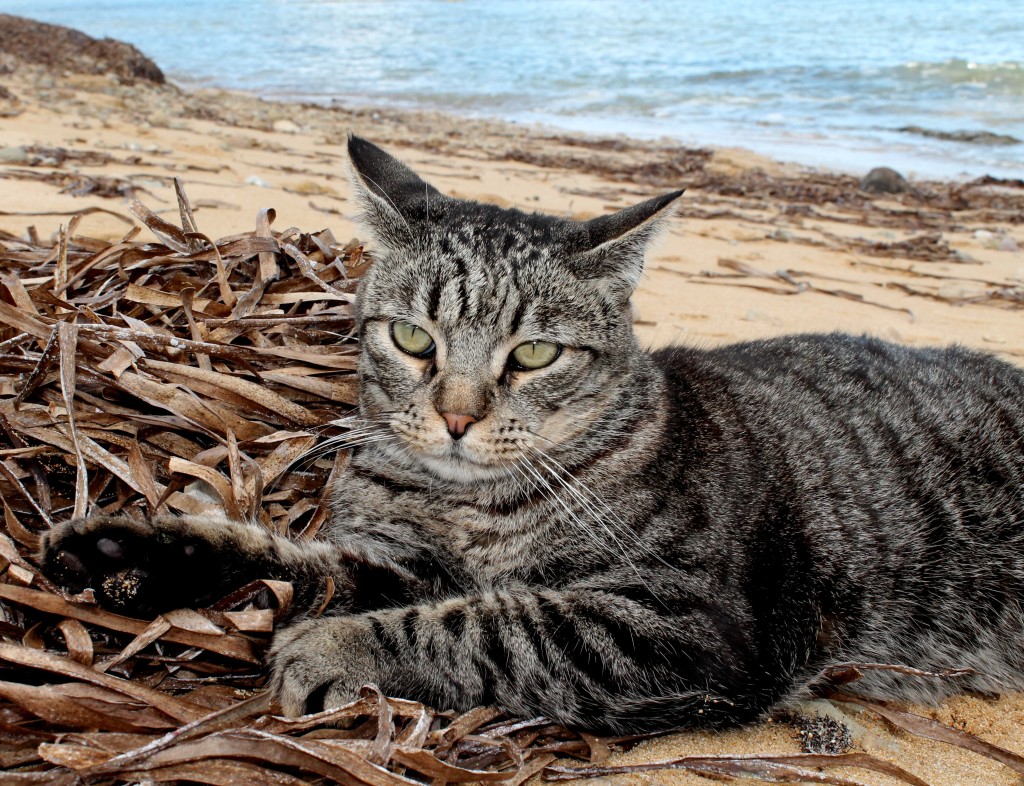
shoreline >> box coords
[166,72,1024,185]
[180,80,1024,184]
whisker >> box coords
[518,453,626,568]
[526,445,671,609]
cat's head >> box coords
[348,136,681,483]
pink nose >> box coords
[442,412,477,440]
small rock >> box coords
[272,119,300,134]
[744,309,781,326]
[938,283,975,300]
[287,180,337,196]
[798,713,852,755]
[0,145,28,164]
[860,167,912,195]
[973,229,1011,251]
[245,175,271,188]
[997,236,1019,253]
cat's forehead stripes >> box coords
[402,210,564,334]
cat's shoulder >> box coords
[651,330,998,373]
[648,331,1019,404]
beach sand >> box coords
[2,43,1024,786]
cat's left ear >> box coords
[347,135,446,250]
[570,189,684,299]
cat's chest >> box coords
[443,504,553,581]
[330,471,556,582]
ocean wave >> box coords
[897,125,1021,147]
[896,59,1024,94]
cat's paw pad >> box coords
[40,515,215,615]
[269,618,379,716]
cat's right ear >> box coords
[347,135,444,250]
[570,189,684,300]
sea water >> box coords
[4,0,1023,179]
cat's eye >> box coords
[510,341,561,371]
[391,321,435,357]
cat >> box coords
[40,136,1024,734]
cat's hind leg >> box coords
[41,513,340,617]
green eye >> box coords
[391,321,435,357]
[511,341,561,370]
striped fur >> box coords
[41,138,1024,733]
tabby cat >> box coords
[41,137,1024,733]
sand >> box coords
[2,49,1024,786]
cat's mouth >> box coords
[380,418,529,483]
[408,440,521,484]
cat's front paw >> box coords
[40,514,243,616]
[269,617,381,715]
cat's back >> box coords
[652,331,1024,533]
[653,331,1024,448]
[650,332,1024,701]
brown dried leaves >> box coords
[0,183,360,533]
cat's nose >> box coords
[441,412,477,440]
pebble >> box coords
[744,309,781,325]
[245,175,271,188]
[0,145,28,164]
[973,229,1020,253]
[938,283,977,301]
[860,167,912,195]
[272,119,300,134]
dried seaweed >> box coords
[830,696,1024,776]
[657,258,918,319]
[0,168,150,200]
[546,751,931,786]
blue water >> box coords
[4,0,1023,178]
